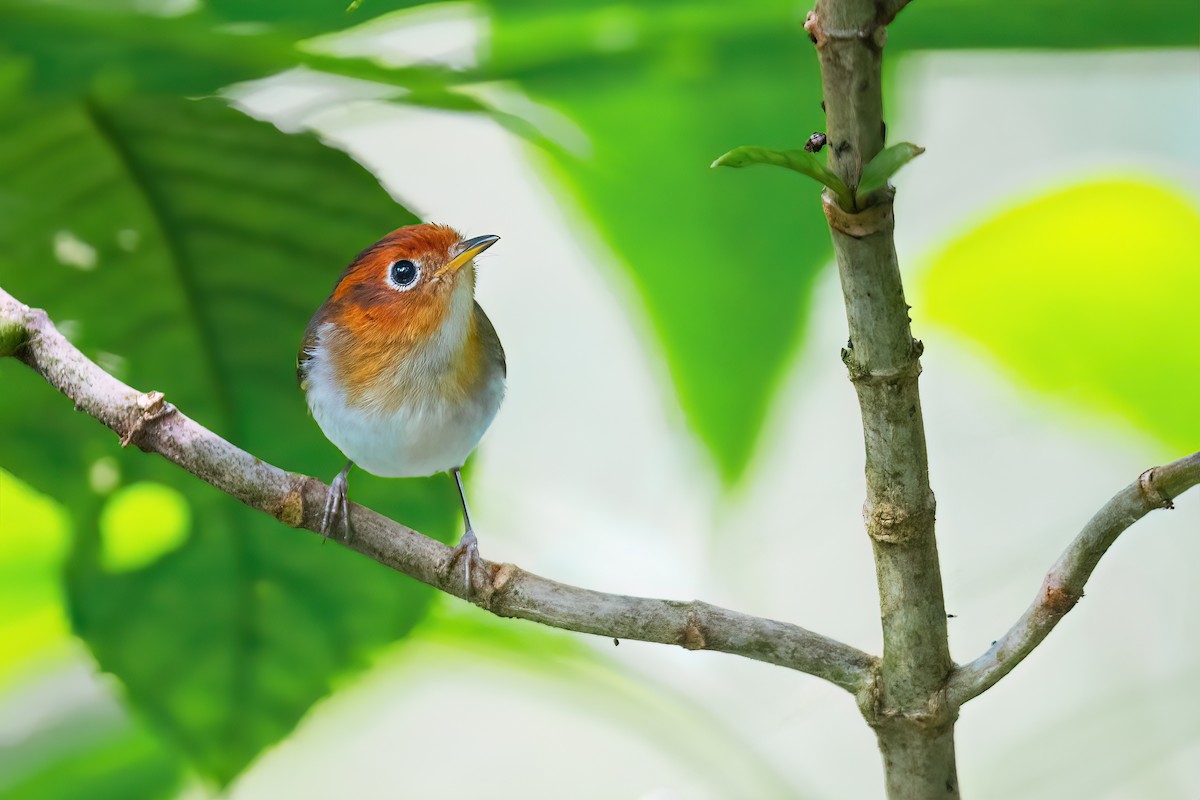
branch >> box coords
[811,0,950,712]
[809,0,958,794]
[0,286,879,695]
[947,452,1200,705]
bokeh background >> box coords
[1,1,1198,798]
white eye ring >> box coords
[387,259,421,291]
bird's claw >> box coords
[446,529,480,598]
[320,469,352,542]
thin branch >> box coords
[947,452,1200,706]
[0,286,879,695]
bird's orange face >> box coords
[308,223,500,406]
[324,223,497,346]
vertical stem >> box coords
[809,0,958,796]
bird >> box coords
[297,223,505,593]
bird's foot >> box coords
[446,528,480,598]
[320,468,352,542]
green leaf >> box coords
[893,0,1200,50]
[0,709,183,800]
[495,7,830,482]
[712,145,853,210]
[0,1,477,103]
[203,0,406,34]
[920,178,1200,452]
[0,1,286,96]
[856,142,924,201]
[0,96,458,785]
[0,470,72,682]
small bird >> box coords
[297,223,505,591]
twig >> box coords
[0,285,879,695]
[947,452,1200,705]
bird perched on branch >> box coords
[297,223,505,592]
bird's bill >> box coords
[443,234,500,274]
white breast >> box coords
[303,321,505,478]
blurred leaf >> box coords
[494,4,830,482]
[98,483,190,573]
[480,0,1199,481]
[0,0,480,106]
[893,0,1200,50]
[712,145,853,209]
[204,0,407,34]
[0,470,72,682]
[0,712,183,800]
[0,95,458,784]
[921,178,1200,452]
[0,0,288,96]
[856,142,924,201]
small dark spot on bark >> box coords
[857,79,869,93]
[820,100,826,112]
[835,140,852,156]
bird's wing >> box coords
[473,301,506,378]
[296,318,321,390]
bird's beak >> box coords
[443,234,500,275]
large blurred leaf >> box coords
[920,178,1200,451]
[0,470,72,681]
[482,0,1198,482]
[0,0,473,101]
[0,0,294,95]
[893,0,1200,50]
[492,2,829,482]
[204,0,407,34]
[0,95,459,784]
[0,708,183,800]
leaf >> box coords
[480,0,1195,482]
[712,145,853,209]
[0,1,480,105]
[203,0,405,34]
[920,178,1200,452]
[0,96,459,784]
[0,1,286,96]
[494,7,831,482]
[0,710,184,800]
[856,142,924,201]
[0,470,72,682]
[893,0,1200,50]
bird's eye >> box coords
[388,259,420,290]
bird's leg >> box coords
[445,467,480,598]
[321,461,354,542]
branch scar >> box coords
[120,391,176,447]
[682,607,707,650]
[1138,468,1175,509]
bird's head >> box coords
[322,223,499,346]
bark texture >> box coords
[808,0,956,795]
